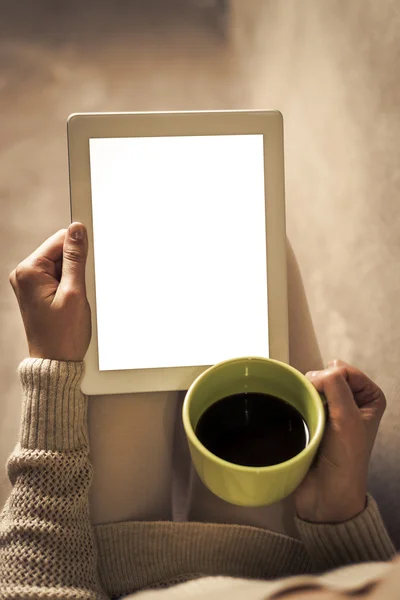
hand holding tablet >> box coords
[67,110,288,395]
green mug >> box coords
[182,356,326,507]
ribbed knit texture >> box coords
[0,358,396,600]
[18,358,88,452]
[296,495,396,572]
[94,521,310,598]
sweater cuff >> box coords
[295,494,396,571]
[18,358,89,452]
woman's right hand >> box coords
[295,359,386,524]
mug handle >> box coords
[319,392,329,420]
[309,393,329,468]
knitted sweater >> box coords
[0,358,396,600]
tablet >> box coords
[67,110,288,396]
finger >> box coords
[55,259,62,281]
[9,269,17,290]
[307,367,359,423]
[59,223,88,293]
[8,270,21,302]
[28,229,68,266]
[11,230,67,293]
[326,359,344,368]
[325,359,383,408]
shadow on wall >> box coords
[0,0,230,46]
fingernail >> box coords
[306,371,318,379]
[69,224,85,241]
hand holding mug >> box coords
[183,356,386,515]
[295,360,387,523]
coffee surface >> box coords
[195,392,309,467]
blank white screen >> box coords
[89,134,269,371]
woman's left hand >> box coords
[295,359,386,524]
[9,223,91,362]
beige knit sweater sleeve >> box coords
[296,495,395,572]
[0,358,108,600]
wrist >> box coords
[28,346,86,362]
[297,495,367,524]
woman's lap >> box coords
[88,241,323,532]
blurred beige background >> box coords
[1,0,399,547]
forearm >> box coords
[0,358,107,599]
[296,494,396,572]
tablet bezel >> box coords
[67,110,288,395]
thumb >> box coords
[61,223,88,292]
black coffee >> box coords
[195,392,309,467]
